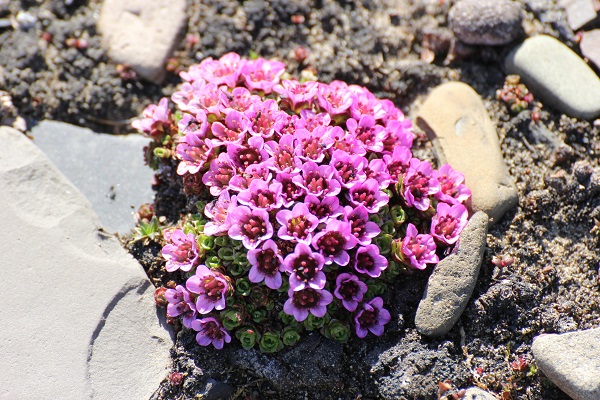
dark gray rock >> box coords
[199,379,235,400]
[369,330,470,399]
[415,211,489,337]
[532,328,600,400]
[449,0,523,45]
[30,120,154,234]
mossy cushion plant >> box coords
[133,53,471,352]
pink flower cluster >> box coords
[136,53,472,350]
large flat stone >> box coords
[414,211,489,337]
[505,35,600,120]
[532,328,600,400]
[560,0,598,30]
[98,0,187,84]
[416,82,518,225]
[0,126,172,400]
[31,120,154,235]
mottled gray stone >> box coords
[98,0,187,84]
[505,35,600,120]
[449,0,523,45]
[30,120,154,234]
[581,29,600,70]
[0,126,172,400]
[532,328,600,400]
[416,82,518,225]
[415,212,489,337]
[561,0,598,30]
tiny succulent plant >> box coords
[133,52,471,351]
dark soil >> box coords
[3,1,599,399]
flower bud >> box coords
[236,327,259,350]
[374,234,393,255]
[259,332,284,353]
[323,319,350,343]
[391,238,405,264]
[390,205,406,226]
[282,328,301,346]
[221,309,243,331]
[154,287,168,307]
[153,147,172,159]
[236,278,252,296]
[252,309,267,323]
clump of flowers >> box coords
[133,53,471,351]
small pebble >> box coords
[580,29,600,70]
[505,35,600,120]
[561,0,598,30]
[448,0,523,45]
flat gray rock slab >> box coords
[463,387,497,400]
[416,82,518,225]
[0,126,172,400]
[532,328,600,400]
[30,120,154,235]
[581,29,600,70]
[505,35,600,120]
[415,211,488,337]
[98,0,187,84]
[448,0,523,45]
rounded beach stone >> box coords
[414,211,489,337]
[532,328,600,400]
[416,82,518,225]
[505,35,600,120]
[448,0,523,46]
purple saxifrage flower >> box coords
[403,158,440,211]
[210,109,251,146]
[334,273,368,312]
[186,265,229,314]
[265,133,301,174]
[312,219,359,266]
[191,317,232,349]
[240,58,286,93]
[330,149,367,189]
[354,244,388,278]
[283,242,326,291]
[347,178,389,214]
[202,152,237,196]
[430,202,469,245]
[204,191,237,236]
[354,297,391,338]
[383,145,412,183]
[228,206,273,250]
[161,229,199,272]
[248,239,284,290]
[433,163,472,205]
[131,97,172,140]
[165,285,197,328]
[293,161,341,198]
[344,205,380,246]
[276,203,319,244]
[283,287,333,322]
[401,223,439,270]
[273,80,319,110]
[305,195,345,222]
[176,134,215,176]
[346,115,386,152]
[237,179,284,211]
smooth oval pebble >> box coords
[505,35,600,120]
[449,0,523,45]
[414,211,488,337]
[416,82,518,225]
[532,328,600,400]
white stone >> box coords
[0,127,172,400]
[98,0,187,84]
